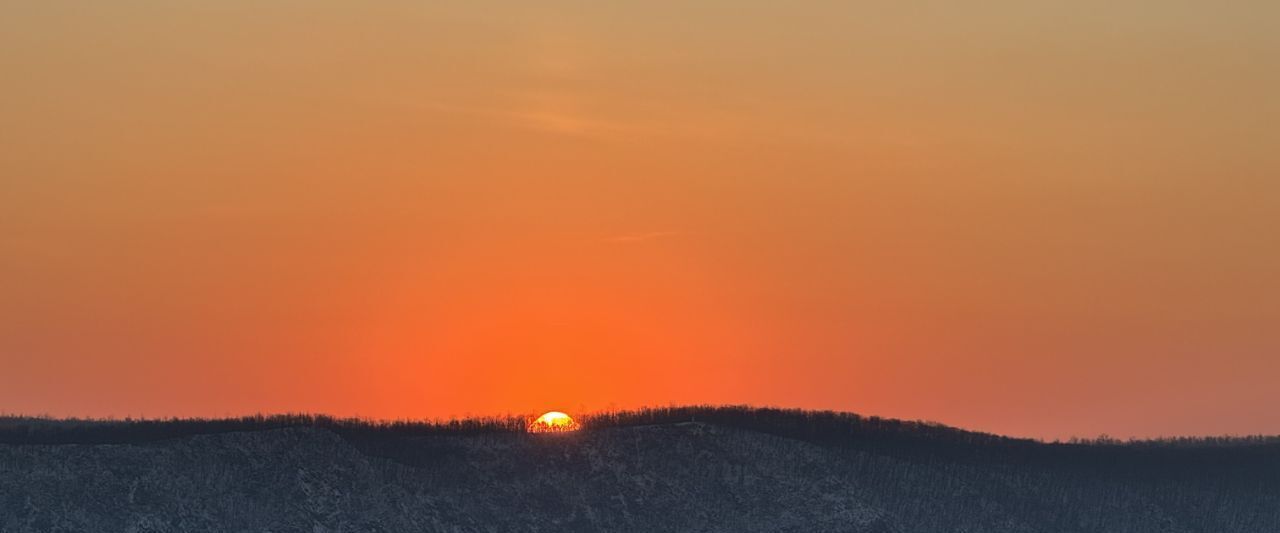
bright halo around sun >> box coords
[528,411,581,433]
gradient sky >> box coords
[2,2,1278,439]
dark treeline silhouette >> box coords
[4,405,1277,449]
[593,406,1280,490]
[5,404,1274,445]
[3,405,1278,490]
[0,413,526,445]
[4,405,1279,532]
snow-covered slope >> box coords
[0,421,1274,532]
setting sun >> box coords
[528,411,581,433]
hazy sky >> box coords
[2,2,1278,439]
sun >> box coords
[528,411,581,433]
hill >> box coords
[0,406,1276,532]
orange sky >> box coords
[2,2,1278,439]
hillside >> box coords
[0,407,1277,532]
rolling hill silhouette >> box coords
[1,406,1276,532]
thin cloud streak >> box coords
[600,231,681,243]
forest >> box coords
[4,404,1277,480]
[3,406,1278,532]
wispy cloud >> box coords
[600,231,681,244]
[416,100,634,139]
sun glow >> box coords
[528,411,581,433]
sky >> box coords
[2,1,1278,440]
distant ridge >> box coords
[3,404,1275,447]
[2,406,1278,532]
